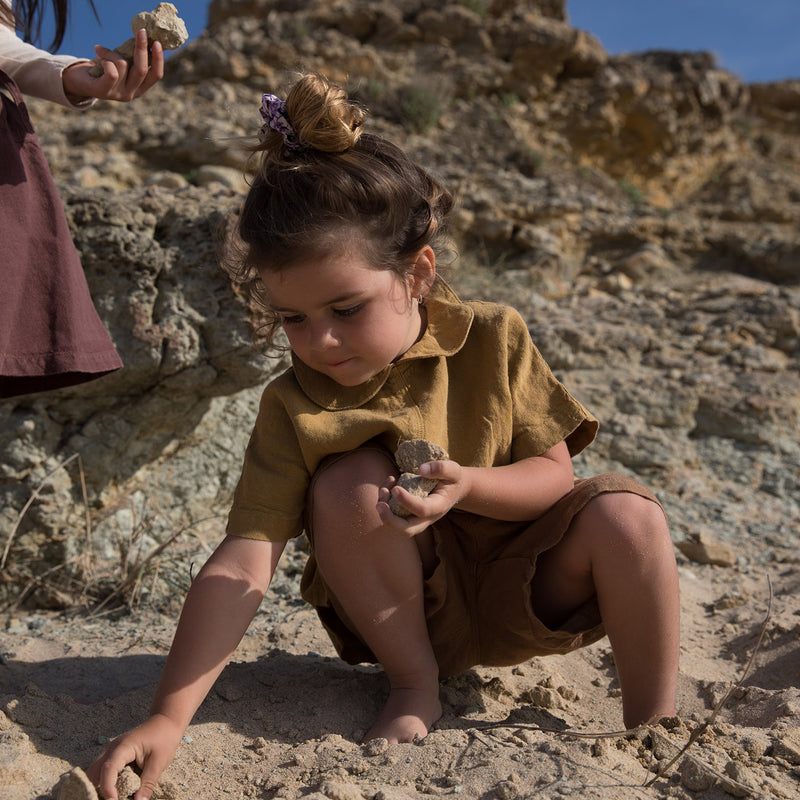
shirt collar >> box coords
[291,278,474,410]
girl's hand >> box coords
[86,713,183,800]
[62,28,164,103]
[377,459,468,536]
[378,443,575,528]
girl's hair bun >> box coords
[285,73,365,154]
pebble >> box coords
[115,766,140,798]
[53,767,97,800]
[363,737,389,756]
[676,532,737,567]
[721,761,757,797]
[772,728,800,764]
[679,756,716,791]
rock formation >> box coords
[1,0,797,607]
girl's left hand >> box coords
[377,459,469,536]
[62,28,164,103]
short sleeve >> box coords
[225,380,310,542]
[505,308,598,459]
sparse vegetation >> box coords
[620,178,645,206]
[399,85,446,133]
[456,0,488,18]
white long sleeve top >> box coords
[0,0,92,107]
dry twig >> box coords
[642,574,773,788]
[1,453,80,571]
[477,576,774,796]
[89,525,186,616]
[88,513,221,615]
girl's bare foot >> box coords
[363,685,442,744]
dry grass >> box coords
[1,452,215,614]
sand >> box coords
[1,531,798,800]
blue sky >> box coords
[568,0,800,83]
[41,1,800,84]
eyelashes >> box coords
[334,304,363,318]
[279,304,363,325]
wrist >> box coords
[61,62,92,106]
[148,707,191,735]
[64,91,91,106]
[454,466,476,510]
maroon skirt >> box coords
[0,69,121,398]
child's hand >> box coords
[378,458,468,535]
[86,713,183,800]
[62,29,164,104]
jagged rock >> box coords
[388,440,448,518]
[679,756,716,791]
[363,737,388,756]
[89,3,189,77]
[772,728,800,764]
[387,473,438,517]
[130,3,189,50]
[395,440,449,473]
[676,533,737,568]
[53,767,98,800]
[721,761,758,797]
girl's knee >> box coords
[593,490,665,523]
[582,491,670,552]
[312,448,397,517]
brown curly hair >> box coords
[222,73,454,353]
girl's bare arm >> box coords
[87,535,285,800]
[380,441,574,532]
[449,440,574,520]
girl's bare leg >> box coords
[311,449,442,743]
[530,492,679,728]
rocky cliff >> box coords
[1,0,798,608]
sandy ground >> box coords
[1,534,799,800]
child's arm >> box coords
[87,534,285,800]
[379,441,574,532]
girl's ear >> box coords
[410,246,436,300]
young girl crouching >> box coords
[88,72,679,800]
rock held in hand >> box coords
[388,439,448,518]
[89,3,189,77]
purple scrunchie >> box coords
[258,93,306,151]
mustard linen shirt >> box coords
[226,280,598,542]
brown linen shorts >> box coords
[300,450,662,678]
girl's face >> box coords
[261,247,434,387]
